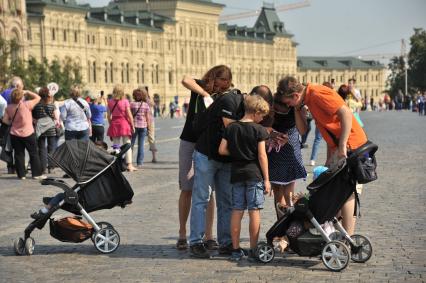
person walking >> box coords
[2,88,45,180]
[130,88,151,168]
[277,76,368,235]
[107,84,136,172]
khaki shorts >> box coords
[179,140,195,191]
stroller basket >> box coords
[50,216,93,243]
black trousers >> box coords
[37,135,57,172]
[11,133,42,178]
[90,125,105,143]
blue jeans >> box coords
[189,151,232,246]
[131,127,147,165]
[310,126,323,161]
[232,181,265,210]
[65,129,89,141]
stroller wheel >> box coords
[13,238,25,255]
[91,222,114,243]
[321,240,350,271]
[24,237,35,256]
[350,234,373,263]
[256,242,275,263]
[93,227,120,254]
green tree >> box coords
[0,38,83,97]
[386,55,407,98]
[408,28,426,91]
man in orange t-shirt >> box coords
[276,76,368,235]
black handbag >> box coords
[0,104,20,163]
[348,141,379,184]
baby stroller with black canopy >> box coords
[13,140,134,255]
[255,141,378,271]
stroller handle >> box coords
[116,143,132,159]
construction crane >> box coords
[219,0,310,22]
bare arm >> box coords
[258,140,271,195]
[336,105,352,158]
[222,117,235,128]
[294,106,308,135]
[218,138,230,156]
[25,90,41,108]
[126,107,135,130]
[181,76,210,97]
[2,111,10,125]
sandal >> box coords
[204,239,219,250]
[176,238,188,250]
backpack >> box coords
[191,89,243,139]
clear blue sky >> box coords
[80,0,426,62]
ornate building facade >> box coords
[1,0,385,104]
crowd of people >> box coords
[175,65,369,261]
[1,67,374,262]
[0,77,158,179]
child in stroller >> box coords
[13,140,134,256]
[253,141,378,271]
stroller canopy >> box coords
[49,140,115,183]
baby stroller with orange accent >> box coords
[255,141,378,271]
[13,140,134,255]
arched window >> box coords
[151,64,154,84]
[93,61,96,83]
[105,62,108,83]
[52,28,56,41]
[141,64,145,83]
[121,63,124,83]
[126,63,130,83]
[87,61,91,82]
[155,65,159,84]
[137,64,140,84]
[168,70,173,85]
[181,49,185,64]
[110,62,114,83]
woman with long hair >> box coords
[32,87,58,174]
[130,88,151,168]
[176,65,232,255]
[268,79,308,218]
[107,84,136,172]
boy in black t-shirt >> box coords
[218,95,271,262]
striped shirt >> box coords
[130,101,150,129]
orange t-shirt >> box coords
[304,84,367,150]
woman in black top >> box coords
[267,84,308,219]
[32,87,58,174]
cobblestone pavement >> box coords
[0,111,425,283]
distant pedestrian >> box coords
[130,88,151,168]
[107,84,136,172]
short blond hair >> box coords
[244,94,270,115]
[112,84,125,100]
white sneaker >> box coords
[309,160,315,166]
[33,175,47,180]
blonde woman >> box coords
[107,85,136,172]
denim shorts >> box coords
[232,181,265,210]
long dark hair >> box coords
[201,65,232,94]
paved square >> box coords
[0,111,425,282]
